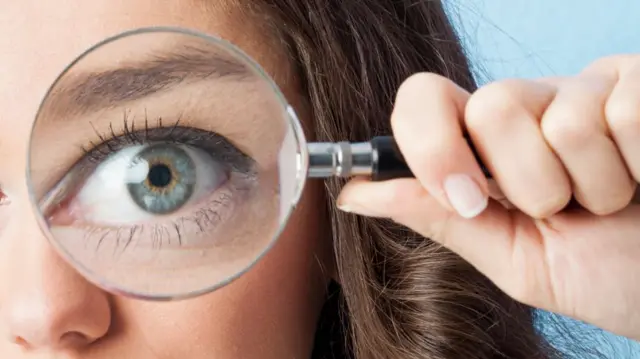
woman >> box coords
[0,1,638,358]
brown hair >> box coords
[255,1,575,358]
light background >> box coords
[446,1,640,357]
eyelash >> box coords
[88,192,237,253]
[82,112,255,174]
[54,112,258,253]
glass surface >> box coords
[27,28,307,300]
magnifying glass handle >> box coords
[307,136,491,181]
[369,136,413,181]
[370,136,491,181]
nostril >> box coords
[12,335,32,350]
[59,331,91,348]
[11,331,91,350]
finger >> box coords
[336,177,556,311]
[487,179,515,209]
[390,73,489,219]
[338,178,449,224]
[541,75,636,215]
[605,62,640,183]
[338,178,640,338]
[465,79,572,218]
[582,54,639,76]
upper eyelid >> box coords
[83,123,256,172]
[49,122,258,206]
[37,114,259,210]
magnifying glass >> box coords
[27,27,487,300]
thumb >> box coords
[337,178,452,237]
[337,177,555,309]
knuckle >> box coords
[465,79,528,131]
[395,72,452,103]
[605,95,640,134]
[583,54,638,74]
[391,72,454,128]
[583,56,618,72]
[541,105,599,148]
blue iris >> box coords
[127,144,196,214]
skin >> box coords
[338,57,640,341]
[0,1,330,358]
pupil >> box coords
[148,164,173,188]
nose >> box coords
[0,204,112,351]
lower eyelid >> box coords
[160,172,259,246]
[139,170,256,231]
[50,173,276,283]
[56,173,254,251]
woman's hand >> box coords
[337,55,640,340]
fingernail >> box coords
[337,203,385,217]
[443,174,488,219]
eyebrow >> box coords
[43,43,255,118]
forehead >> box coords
[0,0,285,173]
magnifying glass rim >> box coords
[25,26,310,301]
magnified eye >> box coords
[26,27,294,297]
[74,143,228,226]
[43,124,259,253]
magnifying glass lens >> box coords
[27,28,306,299]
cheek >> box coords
[112,180,330,357]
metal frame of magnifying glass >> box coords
[25,26,312,301]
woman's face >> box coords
[0,1,330,358]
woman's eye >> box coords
[0,190,8,205]
[0,189,9,234]
[35,124,280,296]
[40,124,261,262]
[70,143,228,226]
